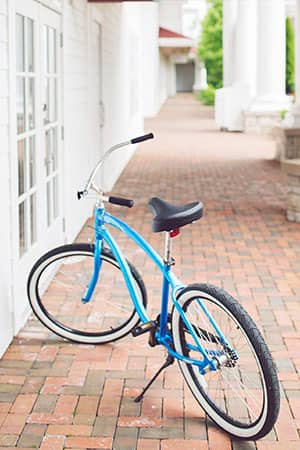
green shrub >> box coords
[279,109,289,121]
[198,0,223,90]
[199,85,216,106]
[286,17,295,94]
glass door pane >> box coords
[16,14,25,72]
[43,24,59,228]
[16,78,25,134]
[16,13,37,258]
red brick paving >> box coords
[1,94,300,448]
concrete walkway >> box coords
[1,94,300,449]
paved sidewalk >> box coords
[1,94,300,449]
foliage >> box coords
[198,85,216,106]
[197,4,295,103]
[286,17,295,94]
[279,109,289,121]
[198,0,223,90]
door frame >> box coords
[8,0,64,332]
[40,4,64,248]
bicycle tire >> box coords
[171,283,280,440]
[27,243,147,344]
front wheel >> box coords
[27,243,147,344]
[171,283,280,440]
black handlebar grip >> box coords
[77,191,84,200]
[131,133,154,144]
[109,196,134,208]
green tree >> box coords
[286,17,295,94]
[198,0,223,105]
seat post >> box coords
[164,232,172,265]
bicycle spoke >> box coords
[219,369,259,419]
[179,292,267,428]
[33,250,140,336]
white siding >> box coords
[63,0,145,243]
[141,2,160,117]
[0,0,159,355]
[0,0,13,355]
[99,2,143,190]
[62,0,92,242]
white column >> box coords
[193,60,207,92]
[222,0,237,86]
[169,61,177,97]
[233,0,257,95]
[216,0,256,131]
[252,0,289,110]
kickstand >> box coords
[134,354,174,403]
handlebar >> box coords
[78,133,154,202]
[131,133,154,144]
[109,196,134,208]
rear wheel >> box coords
[171,283,280,440]
[27,243,147,344]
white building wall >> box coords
[140,1,184,117]
[62,0,145,243]
[159,0,185,34]
[141,2,160,117]
[63,0,92,242]
[0,0,152,356]
[0,0,13,355]
[104,2,144,190]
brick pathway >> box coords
[1,94,300,449]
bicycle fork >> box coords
[81,238,103,303]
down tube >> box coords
[100,227,150,324]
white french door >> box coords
[40,6,62,245]
[13,0,63,329]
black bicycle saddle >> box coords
[148,197,203,233]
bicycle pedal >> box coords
[132,321,157,337]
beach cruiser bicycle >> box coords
[27,133,280,440]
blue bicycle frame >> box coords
[82,206,230,374]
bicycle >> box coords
[27,133,280,440]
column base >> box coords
[273,126,300,160]
[248,94,291,112]
[280,105,300,128]
[281,159,300,223]
[193,83,208,93]
[244,94,292,134]
[244,110,283,135]
[215,83,251,131]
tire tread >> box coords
[27,243,147,344]
[172,283,280,440]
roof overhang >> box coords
[159,27,193,57]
